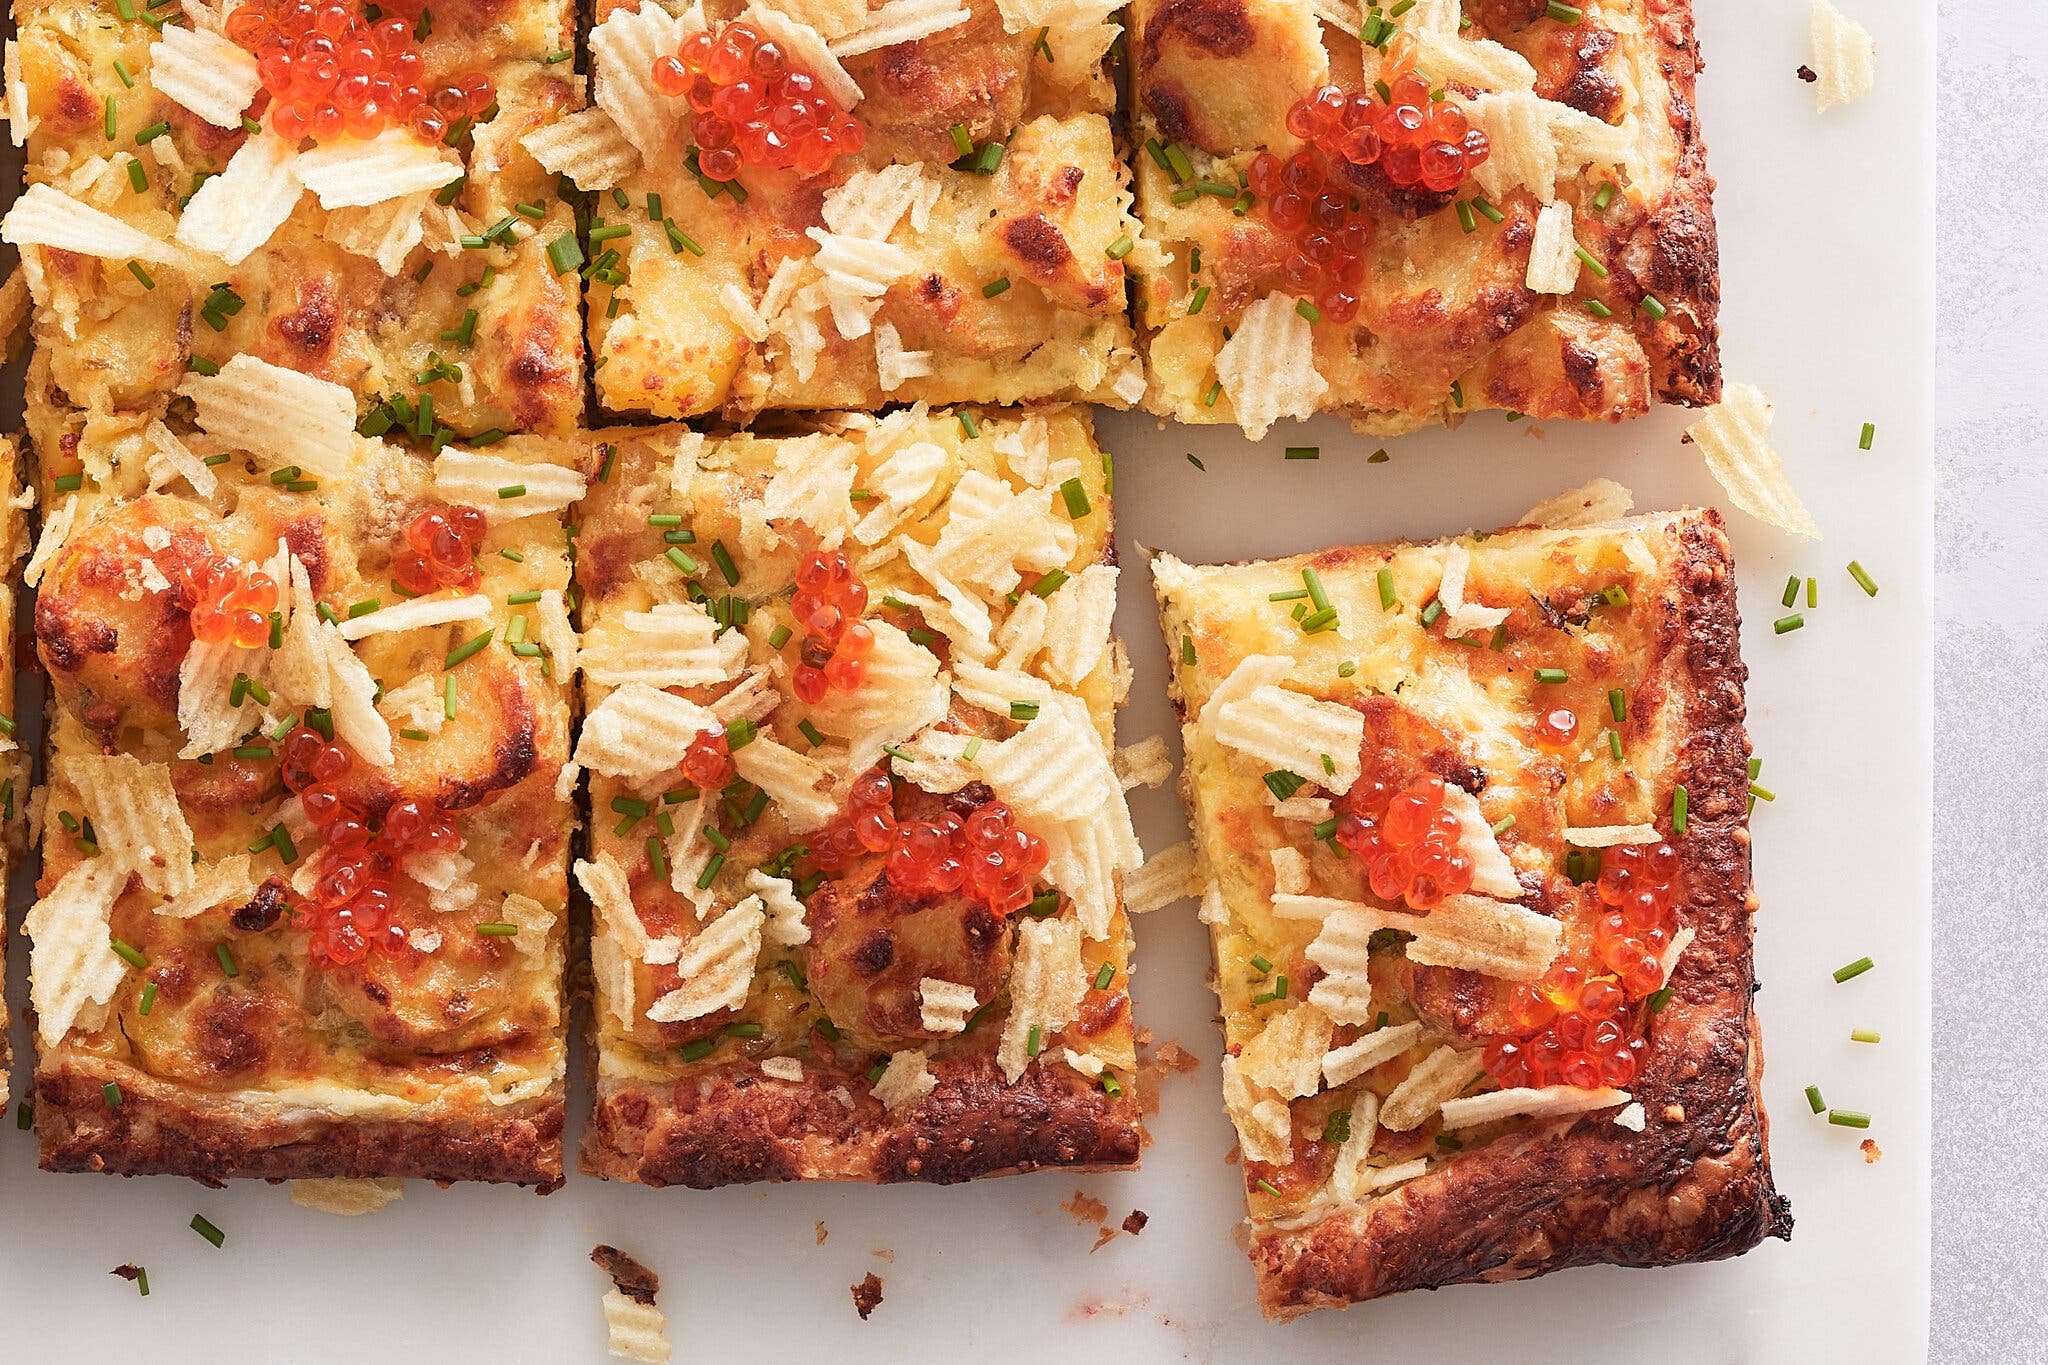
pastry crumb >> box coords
[1662,1103,1686,1123]
[872,1247,894,1263]
[1122,1210,1149,1236]
[815,1221,829,1245]
[591,1244,660,1306]
[851,1271,885,1320]
[1796,64,1818,82]
[1860,1139,1883,1164]
[1061,1190,1109,1225]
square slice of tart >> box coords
[1127,0,1719,439]
[4,0,585,439]
[575,0,1152,423]
[571,404,1142,1185]
[22,397,580,1186]
[1151,498,1788,1318]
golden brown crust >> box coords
[35,1058,564,1189]
[583,1055,1142,1187]
[1234,511,1785,1317]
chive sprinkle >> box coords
[444,628,495,669]
[1284,446,1319,460]
[190,1215,225,1248]
[1859,422,1876,450]
[110,938,148,970]
[139,982,158,1015]
[216,942,241,976]
[1805,1084,1826,1114]
[1782,574,1801,608]
[1848,561,1879,597]
[1672,785,1689,833]
[1851,1027,1881,1044]
[1774,613,1805,635]
[1828,1109,1871,1129]
[1834,956,1875,983]
[1093,962,1115,990]
[1377,566,1396,609]
[1533,667,1567,684]
[1545,0,1581,20]
[104,1083,123,1108]
[1059,477,1091,519]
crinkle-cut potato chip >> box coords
[1212,293,1327,441]
[761,432,859,543]
[293,127,461,208]
[1435,544,1510,642]
[767,0,867,41]
[744,3,861,107]
[1525,200,1582,294]
[580,602,730,688]
[521,107,641,191]
[1322,1020,1424,1089]
[1441,785,1522,900]
[290,1177,405,1215]
[273,553,393,767]
[1211,684,1364,796]
[579,854,651,1027]
[718,281,769,344]
[157,855,259,919]
[23,492,78,588]
[1238,1004,1334,1099]
[174,129,304,264]
[1439,1085,1631,1131]
[533,589,580,681]
[177,355,357,480]
[1220,1054,1294,1166]
[576,683,719,783]
[822,162,935,240]
[602,1288,673,1364]
[1041,812,1136,943]
[831,0,972,58]
[1343,895,1561,982]
[1658,926,1696,986]
[1301,909,1377,1023]
[1563,823,1662,848]
[918,977,979,1034]
[1115,735,1172,791]
[761,1056,804,1081]
[871,1049,937,1111]
[1809,0,1876,112]
[1465,90,1556,204]
[1521,477,1635,528]
[994,0,1120,34]
[1040,563,1117,686]
[976,701,1120,828]
[1269,845,1309,896]
[1325,1091,1382,1203]
[745,870,809,947]
[58,753,195,898]
[591,1,693,163]
[323,191,431,276]
[853,438,948,543]
[434,448,587,522]
[149,25,261,128]
[873,322,933,392]
[731,735,838,833]
[998,916,1087,1082]
[27,858,132,1047]
[336,592,489,641]
[1378,1044,1486,1132]
[176,634,265,757]
[1403,0,1536,92]
[378,673,446,737]
[798,621,947,769]
[1686,383,1822,539]
[2,183,182,264]
[645,900,764,1023]
[6,38,35,146]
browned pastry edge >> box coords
[1239,509,1788,1318]
[1631,0,1722,408]
[581,1053,1143,1187]
[34,1056,566,1190]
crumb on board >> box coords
[1861,1139,1884,1164]
[591,1245,660,1306]
[1061,1190,1109,1226]
[872,1248,894,1263]
[1797,64,1819,81]
[852,1272,885,1320]
[815,1221,829,1246]
[1122,1210,1149,1236]
[1090,1225,1119,1254]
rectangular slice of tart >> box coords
[1126,0,1719,439]
[1151,494,1789,1317]
[570,0,1152,422]
[571,404,1142,1185]
[3,0,585,439]
[21,369,580,1185]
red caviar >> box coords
[651,19,864,179]
[225,0,494,144]
[788,549,873,703]
[1334,773,1474,911]
[280,725,459,968]
[1482,842,1681,1091]
[810,771,1050,918]
[392,503,488,597]
[185,556,279,649]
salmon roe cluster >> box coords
[789,549,874,703]
[1285,44,1490,196]
[392,504,487,597]
[680,724,736,790]
[1484,961,1645,1090]
[185,556,279,649]
[651,20,865,180]
[280,727,460,968]
[1590,840,1682,997]
[1246,147,1376,324]
[1335,773,1475,910]
[811,773,1050,917]
[225,0,495,144]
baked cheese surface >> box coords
[573,405,1142,1185]
[1129,0,1720,438]
[1153,502,1787,1317]
[24,408,578,1186]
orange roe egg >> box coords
[656,18,864,180]
[788,549,871,702]
[185,555,279,648]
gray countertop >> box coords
[1932,1,2038,1358]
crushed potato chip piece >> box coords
[434,448,587,522]
[23,492,78,588]
[290,1177,404,1215]
[645,900,764,1023]
[873,322,932,392]
[1524,200,1581,294]
[767,0,867,40]
[1439,1084,1631,1130]
[578,854,651,1026]
[580,602,732,689]
[294,128,460,208]
[852,438,948,543]
[5,39,35,146]
[746,870,809,947]
[761,1055,805,1081]
[871,1048,937,1110]
[799,622,947,772]
[1379,1044,1486,1131]
[1520,477,1634,528]
[746,3,861,106]
[1686,383,1822,539]
[323,191,432,276]
[336,592,489,641]
[1299,907,1376,1023]
[521,107,641,191]
[590,2,694,163]
[1114,735,1172,791]
[1326,1091,1383,1203]
[1211,684,1363,796]
[1810,0,1876,112]
[602,1288,672,1364]
[998,916,1087,1082]
[732,734,839,833]
[28,859,131,1046]
[1441,785,1522,899]
[1220,1054,1293,1165]
[1563,823,1661,848]
[575,684,719,783]
[831,0,971,57]
[919,977,979,1034]
[822,163,936,240]
[1213,293,1326,440]
[176,635,265,758]
[1238,1003,1334,1099]
[58,753,195,898]
[177,354,357,480]
[149,25,261,128]
[1039,563,1116,687]
[1322,1019,1424,1088]
[3,183,182,264]
[272,552,392,767]
[1269,845,1309,896]
[157,855,259,919]
[1406,0,1536,92]
[175,130,302,264]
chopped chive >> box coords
[52,473,83,493]
[1850,1028,1881,1045]
[1607,730,1623,761]
[1608,687,1627,722]
[958,410,981,438]
[1059,478,1091,519]
[981,276,1011,298]
[1419,599,1444,627]
[1774,613,1805,635]
[1263,770,1306,801]
[444,675,458,720]
[400,728,430,742]
[1782,574,1800,608]
[1187,284,1211,315]
[1574,246,1610,278]
[444,628,495,670]
[1848,561,1879,596]
[231,745,273,760]
[113,57,135,87]
[1750,782,1776,802]
[216,942,240,977]
[126,158,149,193]
[710,540,740,585]
[949,123,973,156]
[1490,814,1516,836]
[1336,660,1356,677]
[1673,784,1689,833]
[1255,1179,1282,1198]
[546,234,583,275]
[1592,181,1617,212]
[1026,1025,1042,1058]
[1295,298,1321,323]
[190,1215,225,1248]
[678,1037,717,1062]
[1105,234,1134,260]
[1859,422,1876,450]
[1828,1109,1871,1129]
[1647,985,1673,1012]
[1833,956,1875,983]
[1377,566,1396,609]
[1805,1084,1826,1114]
[1472,198,1504,224]
[1009,700,1041,722]
[545,46,572,61]
[1533,667,1568,684]
[110,938,148,970]
[666,547,700,577]
[1203,379,1222,407]
[477,922,520,937]
[1284,446,1319,460]
[103,1083,123,1108]
[1093,962,1115,990]
[139,981,158,1015]
[1456,199,1476,233]
[1640,294,1668,321]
